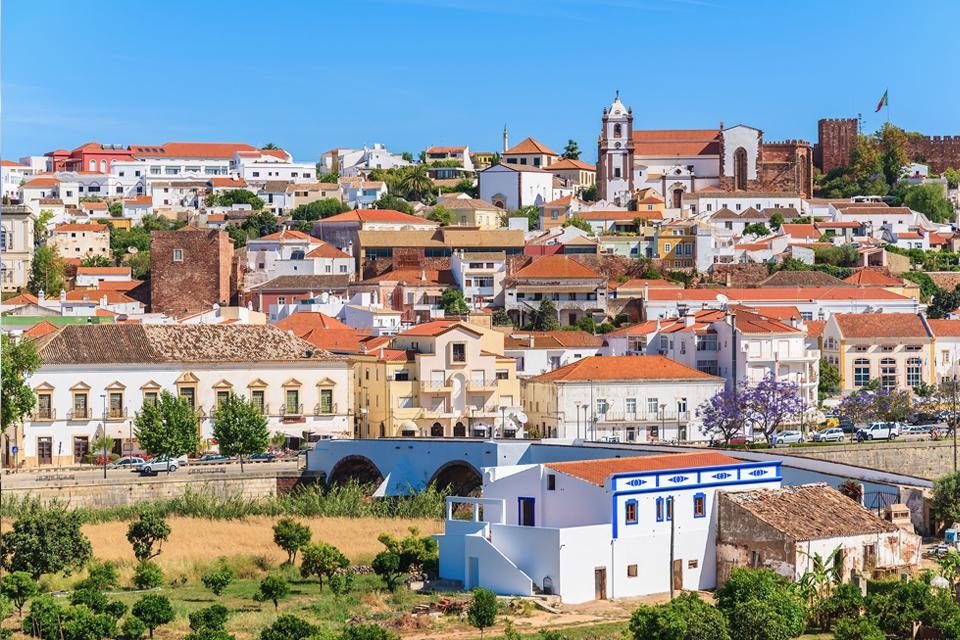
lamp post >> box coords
[100,394,107,479]
[660,403,666,443]
[953,375,958,473]
[575,401,581,439]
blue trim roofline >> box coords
[607,460,782,489]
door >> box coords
[594,568,607,600]
[518,497,535,526]
[73,436,89,464]
[467,557,479,590]
[37,437,53,465]
[672,559,683,592]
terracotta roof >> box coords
[356,228,524,249]
[804,320,826,338]
[274,311,352,333]
[547,158,596,171]
[843,269,903,287]
[609,278,682,291]
[53,223,108,233]
[129,142,260,159]
[255,229,314,242]
[285,182,340,193]
[80,201,108,211]
[513,255,600,279]
[437,197,499,210]
[3,292,39,306]
[604,320,666,337]
[503,330,604,349]
[63,290,137,304]
[1,160,28,167]
[780,224,818,238]
[836,206,912,216]
[320,209,435,225]
[209,177,248,188]
[251,275,351,291]
[37,324,343,364]
[297,328,370,353]
[545,451,741,487]
[425,146,467,153]
[489,162,549,173]
[76,266,129,275]
[816,221,861,228]
[579,210,662,221]
[23,177,60,188]
[645,286,908,302]
[94,279,144,292]
[305,242,352,259]
[398,320,461,337]
[544,194,575,207]
[739,305,802,321]
[360,268,455,286]
[123,196,152,205]
[38,198,63,205]
[833,313,930,339]
[928,319,960,337]
[720,484,898,540]
[896,231,923,239]
[729,307,801,334]
[503,137,558,156]
[23,320,60,339]
[631,129,720,156]
[531,354,721,383]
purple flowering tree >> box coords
[839,388,912,426]
[696,386,748,445]
[742,374,805,445]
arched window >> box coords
[853,358,870,387]
[734,147,748,191]
[880,357,897,390]
[906,357,922,388]
[672,188,683,209]
[100,160,107,172]
[89,159,96,171]
[613,123,622,138]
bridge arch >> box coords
[327,454,384,489]
[429,459,483,496]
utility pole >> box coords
[575,401,581,439]
[953,376,958,473]
[669,496,676,600]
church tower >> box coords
[597,92,634,205]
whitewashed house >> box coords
[504,331,603,378]
[436,451,782,603]
[14,324,351,467]
[479,163,554,211]
[244,229,354,290]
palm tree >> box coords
[262,143,279,150]
[399,165,434,202]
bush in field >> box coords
[329,571,355,596]
[132,561,163,590]
[201,562,235,597]
[76,560,120,592]
[467,588,498,639]
[0,504,92,579]
[0,571,38,616]
[126,511,171,562]
[299,542,349,590]
[131,594,174,640]
[259,614,317,640]
[272,519,312,565]
[254,575,289,612]
[121,616,146,640]
[189,604,229,632]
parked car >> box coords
[249,452,277,462]
[108,456,145,470]
[813,428,845,443]
[773,430,804,445]
[856,421,902,441]
[910,411,940,425]
[199,454,230,462]
[137,456,179,475]
[726,435,755,446]
[900,425,930,441]
[598,435,621,443]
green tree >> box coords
[108,201,123,217]
[819,357,841,396]
[563,216,592,234]
[272,519,312,565]
[124,251,151,280]
[34,209,54,245]
[210,189,264,210]
[932,470,960,528]
[715,568,805,640]
[188,605,229,632]
[317,171,339,184]
[80,255,113,268]
[1,334,40,438]
[133,390,200,461]
[76,560,120,592]
[426,204,452,226]
[299,542,349,590]
[121,615,147,640]
[579,184,599,202]
[241,211,280,238]
[769,211,785,231]
[514,205,540,231]
[530,299,560,331]
[0,572,38,616]
[877,123,911,187]
[371,551,403,591]
[742,222,771,237]
[212,393,269,472]
[627,591,730,640]
[201,562,235,597]
[467,588,498,639]
[254,575,289,612]
[929,285,960,319]
[126,511,171,563]
[290,199,350,222]
[376,528,439,575]
[185,630,235,640]
[398,165,434,202]
[373,194,414,214]
[339,624,398,640]
[131,594,174,640]
[865,578,954,639]
[491,308,513,327]
[562,139,581,160]
[224,224,250,249]
[27,245,65,295]
[440,288,470,316]
[903,183,954,223]
[262,143,279,150]
[945,168,960,189]
[258,615,316,640]
[132,561,163,590]
[0,503,92,579]
[832,617,884,640]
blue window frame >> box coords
[625,499,638,525]
[656,497,664,522]
[666,496,673,521]
[693,492,706,519]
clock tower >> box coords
[597,92,634,205]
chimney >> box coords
[420,268,426,281]
[100,295,108,307]
[725,273,732,287]
[38,289,46,304]
[685,314,695,328]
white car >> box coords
[856,421,902,441]
[774,430,804,445]
[813,428,845,443]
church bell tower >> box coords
[597,92,634,205]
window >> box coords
[693,492,706,518]
[596,398,608,415]
[285,389,300,414]
[625,398,637,415]
[677,397,687,414]
[143,391,158,406]
[627,564,638,577]
[319,388,333,414]
[614,167,621,178]
[394,370,410,381]
[73,392,89,418]
[697,334,717,351]
[905,345,922,351]
[277,296,286,305]
[666,496,674,521]
[697,360,719,376]
[251,389,265,412]
[880,357,897,390]
[647,398,659,416]
[907,357,922,388]
[734,147,748,190]
[853,358,870,387]
[854,345,869,352]
[880,345,895,352]
[108,392,124,418]
[688,559,699,569]
[173,248,183,262]
[547,474,556,490]
[496,370,509,380]
[36,393,52,420]
[625,499,638,525]
[451,343,466,363]
[216,390,230,408]
[656,497,664,522]
[179,387,196,408]
[664,242,672,253]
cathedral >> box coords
[597,94,812,207]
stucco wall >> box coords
[790,441,955,481]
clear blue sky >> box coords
[3,0,958,164]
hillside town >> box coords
[3,4,960,637]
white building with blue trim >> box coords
[436,451,781,603]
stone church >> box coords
[597,94,812,207]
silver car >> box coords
[813,428,845,443]
[774,430,804,445]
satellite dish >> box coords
[127,246,138,254]
[512,411,528,424]
[715,293,729,305]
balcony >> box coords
[280,403,304,418]
[597,410,691,423]
[313,403,337,416]
[467,376,497,391]
[105,407,128,421]
[31,408,56,422]
[422,378,451,391]
[67,408,92,421]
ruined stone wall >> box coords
[906,135,960,174]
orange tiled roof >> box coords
[274,312,353,334]
[210,177,248,187]
[129,142,259,158]
[503,137,558,156]
[842,269,903,287]
[631,129,720,157]
[545,451,741,487]
[398,320,482,337]
[123,196,152,205]
[548,158,596,171]
[1,160,28,167]
[645,287,908,302]
[928,319,960,337]
[63,290,137,304]
[76,266,129,275]
[4,292,39,306]
[305,242,352,259]
[503,330,603,349]
[513,255,600,279]
[530,355,720,382]
[81,201,108,210]
[256,229,314,242]
[320,209,433,224]
[780,224,818,238]
[23,177,60,188]
[24,320,60,338]
[94,279,143,292]
[53,223,108,232]
[426,146,467,154]
[833,313,930,339]
[804,320,826,338]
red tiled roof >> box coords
[579,210,662,221]
[255,229,314,242]
[81,201,108,210]
[23,320,60,338]
[53,223,108,232]
[928,320,960,338]
[631,129,720,156]
[305,242,352,259]
[1,160,28,167]
[94,279,143,292]
[739,305,802,321]
[804,320,826,338]
[210,177,248,187]
[842,269,903,287]
[645,287,908,302]
[361,269,455,286]
[63,290,137,304]
[23,177,60,188]
[816,221,861,228]
[513,255,600,279]
[274,312,353,334]
[530,355,720,382]
[129,142,260,159]
[835,206,912,216]
[833,313,930,339]
[780,224,818,238]
[3,292,39,306]
[503,331,603,349]
[298,328,370,353]
[399,320,482,337]
[123,196,152,205]
[503,137,558,156]
[76,266,129,275]
[548,158,596,171]
[729,307,801,334]
[544,194,575,207]
[320,209,434,224]
[545,451,741,487]
[426,146,467,154]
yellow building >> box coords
[435,197,503,229]
[352,320,521,438]
[655,220,699,270]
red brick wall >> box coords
[814,118,858,174]
[905,136,960,174]
[150,228,236,317]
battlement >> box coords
[765,139,811,146]
[818,117,858,125]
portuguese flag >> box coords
[875,89,889,113]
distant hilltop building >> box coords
[815,117,960,175]
[597,93,812,207]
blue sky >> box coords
[3,0,958,164]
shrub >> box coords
[627,591,730,640]
[133,561,163,590]
[23,595,117,640]
[371,552,402,591]
[339,624,399,640]
[121,616,147,640]
[201,562,235,597]
[259,615,317,640]
[185,630,237,640]
[272,519,312,565]
[715,568,805,640]
[69,588,108,613]
[126,512,171,562]
[467,588,498,639]
[329,571,355,596]
[76,561,120,592]
[376,527,438,576]
[188,604,229,632]
[299,542,349,590]
[832,617,884,640]
[130,594,174,640]
[254,575,289,612]
[0,571,38,615]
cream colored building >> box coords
[547,158,596,190]
[1,205,35,292]
[49,222,110,259]
[821,313,935,392]
[352,320,521,438]
[287,182,343,209]
[436,197,503,229]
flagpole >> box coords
[885,88,890,125]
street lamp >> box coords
[100,394,107,479]
[660,403,666,443]
[575,401,581,439]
